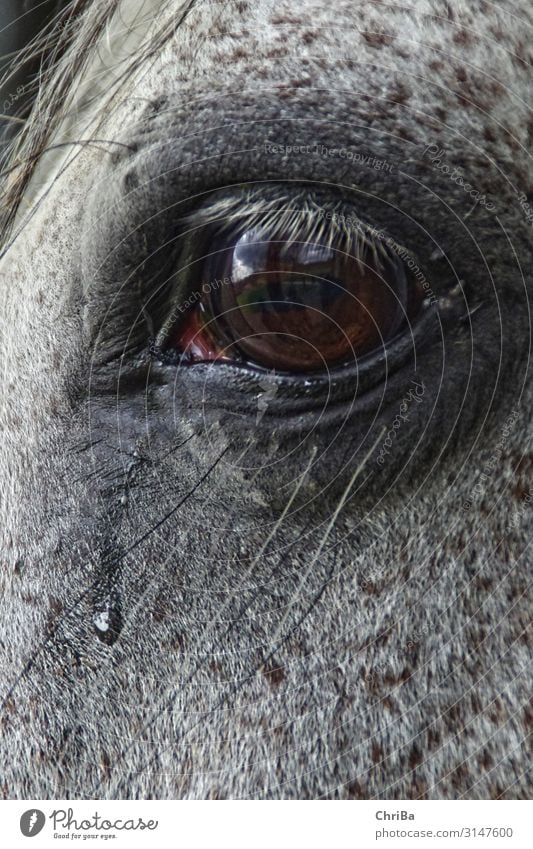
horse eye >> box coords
[157,209,425,374]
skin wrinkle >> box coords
[0,0,531,799]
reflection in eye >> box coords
[154,189,427,375]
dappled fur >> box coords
[0,0,531,799]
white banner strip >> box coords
[2,799,531,848]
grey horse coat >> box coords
[0,0,531,799]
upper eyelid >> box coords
[142,184,437,349]
[174,184,423,276]
[149,185,445,376]
[82,165,448,352]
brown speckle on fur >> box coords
[262,660,286,687]
[363,31,394,49]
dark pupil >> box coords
[202,227,408,372]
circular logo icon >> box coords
[20,810,46,837]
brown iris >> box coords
[170,225,421,373]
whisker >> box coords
[120,443,230,559]
[266,427,386,655]
[0,436,226,713]
[87,441,318,792]
[0,137,136,181]
[0,114,25,126]
[246,445,318,572]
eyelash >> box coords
[145,184,431,374]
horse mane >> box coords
[0,0,195,244]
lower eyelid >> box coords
[151,294,443,411]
